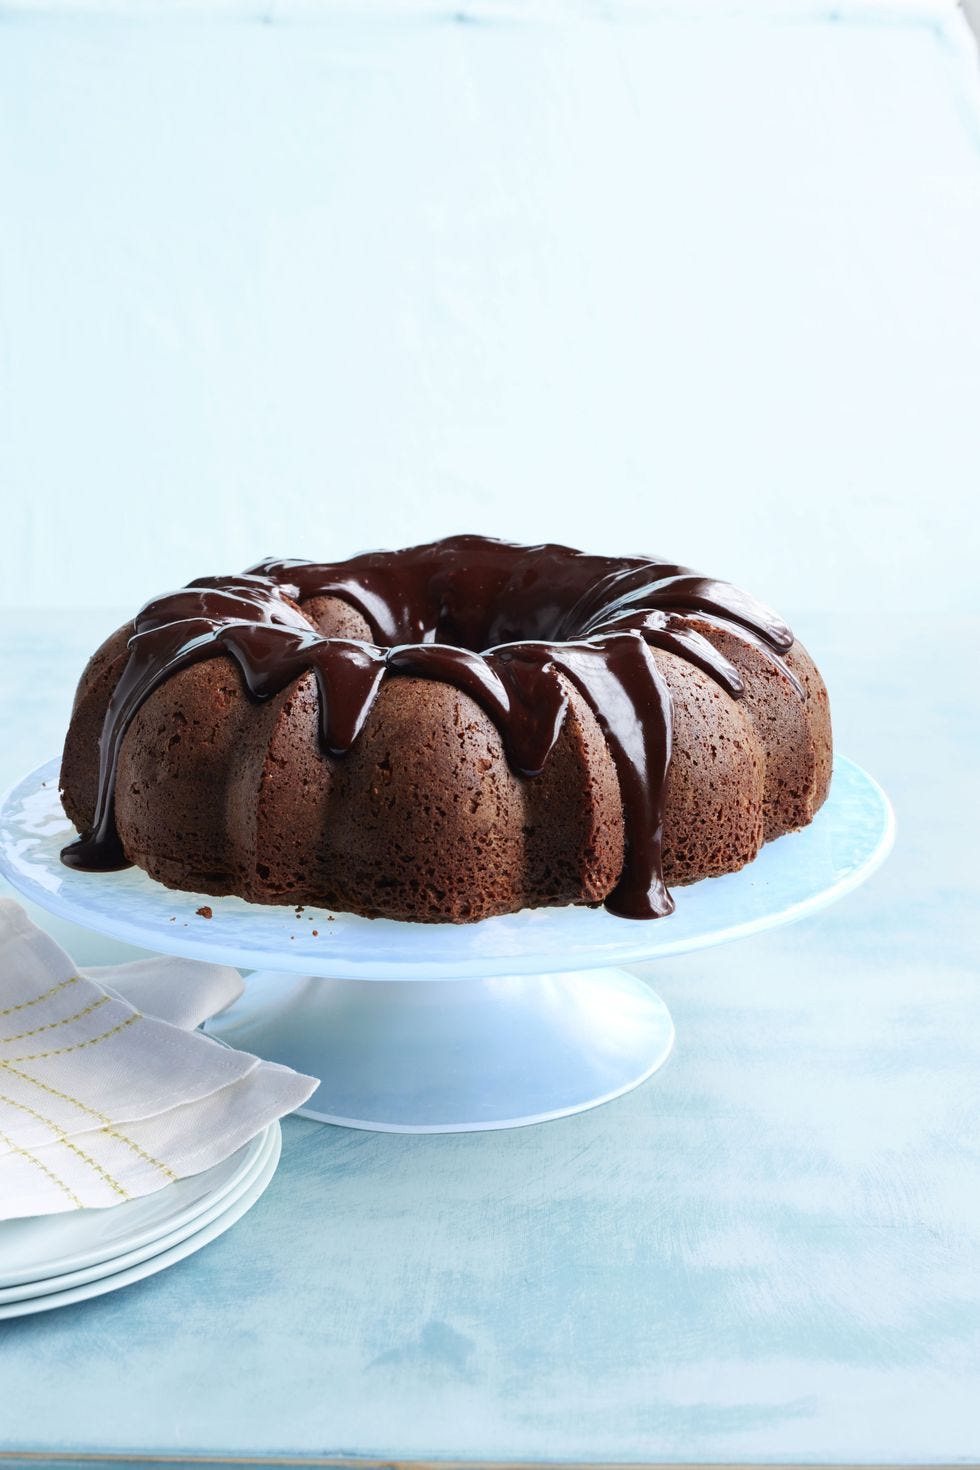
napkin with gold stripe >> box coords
[0,899,316,1219]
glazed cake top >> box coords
[62,535,799,921]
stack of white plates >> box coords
[0,1121,280,1319]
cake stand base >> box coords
[206,967,674,1132]
[2,755,894,1136]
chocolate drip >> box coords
[387,636,673,917]
[62,536,799,920]
[253,538,792,652]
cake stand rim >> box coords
[0,754,895,981]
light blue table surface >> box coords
[1,0,979,1458]
[0,609,977,1466]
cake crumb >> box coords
[196,905,213,919]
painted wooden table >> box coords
[0,609,976,1466]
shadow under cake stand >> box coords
[0,755,893,1133]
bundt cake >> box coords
[59,536,832,923]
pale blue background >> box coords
[1,2,980,1463]
[1,0,979,619]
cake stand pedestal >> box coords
[0,756,893,1133]
[207,968,673,1131]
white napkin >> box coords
[83,957,244,1030]
[0,899,317,1220]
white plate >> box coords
[0,1122,281,1319]
[0,755,894,979]
[0,1123,279,1304]
[0,1124,272,1289]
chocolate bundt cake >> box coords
[59,536,832,923]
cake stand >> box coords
[0,756,893,1133]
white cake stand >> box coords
[0,755,893,1133]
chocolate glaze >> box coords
[62,536,801,920]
